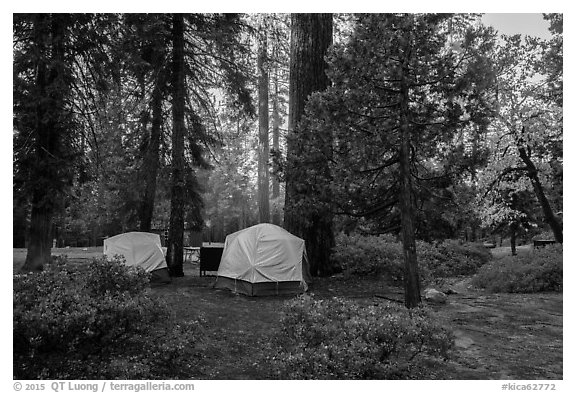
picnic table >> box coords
[183,246,200,263]
[533,239,556,249]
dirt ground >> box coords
[153,263,563,380]
[13,247,563,380]
[427,278,562,379]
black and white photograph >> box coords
[9,4,567,388]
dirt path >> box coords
[311,275,562,379]
[438,289,562,379]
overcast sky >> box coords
[481,13,552,39]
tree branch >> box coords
[483,166,530,197]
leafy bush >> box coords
[331,233,404,281]
[84,256,151,296]
[418,240,492,278]
[268,295,454,379]
[471,245,562,293]
[13,256,204,379]
[332,233,492,284]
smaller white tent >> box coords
[214,223,311,296]
[103,232,170,284]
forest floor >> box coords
[12,246,563,380]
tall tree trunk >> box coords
[518,142,563,243]
[136,45,151,230]
[509,194,519,255]
[284,13,335,277]
[24,196,53,272]
[271,70,281,226]
[139,79,162,232]
[399,32,421,308]
[399,126,421,307]
[166,13,186,277]
[22,14,67,272]
[257,30,270,223]
[510,221,518,256]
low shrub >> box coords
[332,233,492,285]
[418,240,492,279]
[84,256,151,296]
[13,256,204,379]
[331,233,404,283]
[268,295,454,379]
[471,245,562,293]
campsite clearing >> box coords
[13,247,562,379]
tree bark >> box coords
[22,14,67,272]
[399,134,421,308]
[284,13,335,277]
[271,73,281,226]
[509,193,519,255]
[166,13,186,277]
[139,29,167,232]
[257,30,270,223]
[510,221,518,256]
[24,196,53,272]
[399,28,421,308]
[139,75,163,232]
[517,144,563,244]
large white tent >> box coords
[214,223,311,296]
[103,232,170,284]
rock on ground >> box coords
[424,288,448,304]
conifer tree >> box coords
[284,13,335,277]
[300,14,497,306]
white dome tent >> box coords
[214,223,312,296]
[103,232,171,284]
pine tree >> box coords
[124,14,170,232]
[284,13,336,277]
[257,26,271,223]
[166,13,187,277]
[14,14,78,271]
[301,14,497,306]
[164,13,254,276]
